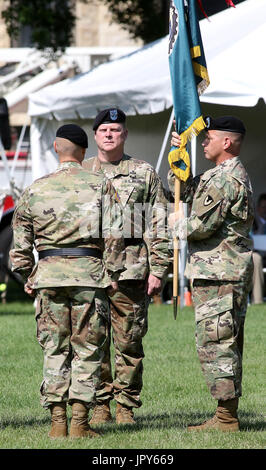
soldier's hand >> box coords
[24,282,36,297]
[168,201,184,229]
[171,131,181,148]
[107,281,118,296]
[147,274,162,297]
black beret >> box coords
[56,124,88,148]
[93,108,126,131]
[204,115,246,135]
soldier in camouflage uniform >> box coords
[169,116,254,431]
[83,108,170,425]
[10,124,125,439]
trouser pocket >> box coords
[195,290,234,347]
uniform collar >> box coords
[204,156,239,177]
[97,154,130,177]
[218,155,239,170]
[58,161,82,169]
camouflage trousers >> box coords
[35,286,109,409]
[95,280,149,409]
[192,279,251,401]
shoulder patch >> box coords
[194,185,223,217]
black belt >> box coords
[39,248,102,260]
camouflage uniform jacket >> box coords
[172,157,254,282]
[10,162,125,289]
[83,155,170,281]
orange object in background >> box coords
[184,287,192,306]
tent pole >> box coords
[155,107,174,174]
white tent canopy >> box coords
[28,0,266,185]
[28,37,171,120]
[200,0,266,106]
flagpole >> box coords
[173,176,180,319]
[168,0,210,318]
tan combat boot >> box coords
[69,401,101,438]
[89,402,112,426]
[48,403,68,438]
[116,403,135,424]
[188,398,239,432]
[216,398,240,431]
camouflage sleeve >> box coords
[173,176,240,241]
[9,189,35,281]
[144,169,171,279]
[167,169,199,204]
[101,179,125,281]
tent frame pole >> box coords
[155,107,174,174]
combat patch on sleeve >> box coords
[194,185,223,217]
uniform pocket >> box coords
[195,292,233,322]
[196,292,234,346]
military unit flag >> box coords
[168,0,209,182]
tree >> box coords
[1,0,77,53]
[1,0,247,51]
[102,0,247,43]
[102,0,169,44]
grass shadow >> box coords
[95,410,266,433]
[0,302,35,316]
[238,411,266,431]
[0,410,265,439]
[0,279,34,315]
[0,416,50,429]
[3,280,30,304]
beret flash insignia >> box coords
[110,109,118,121]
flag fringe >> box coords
[181,114,206,143]
[192,62,209,84]
[168,115,206,182]
[190,46,210,95]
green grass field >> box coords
[0,282,265,451]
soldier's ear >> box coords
[224,136,231,150]
[53,140,58,153]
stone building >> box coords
[0,0,142,48]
